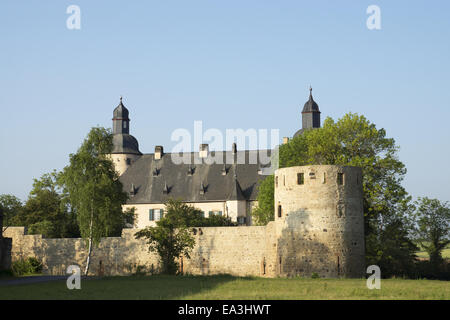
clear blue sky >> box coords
[1,0,449,203]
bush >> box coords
[311,272,320,279]
[412,260,450,280]
[11,257,43,276]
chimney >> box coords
[199,144,209,158]
[155,146,163,160]
[283,137,289,145]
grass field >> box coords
[415,244,450,259]
[0,275,449,300]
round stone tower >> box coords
[273,165,365,278]
[109,97,142,176]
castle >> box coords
[2,90,365,278]
[110,88,322,228]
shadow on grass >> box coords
[0,274,254,300]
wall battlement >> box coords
[3,165,365,278]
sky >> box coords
[0,0,449,203]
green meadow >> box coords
[0,275,448,300]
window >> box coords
[126,158,131,165]
[323,172,327,184]
[123,122,127,129]
[150,209,164,221]
[237,217,247,225]
[149,209,154,221]
[208,211,222,217]
[278,205,282,218]
[297,173,304,185]
[275,176,278,188]
[337,173,344,185]
[200,211,205,218]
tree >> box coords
[123,207,138,228]
[276,113,416,273]
[59,127,128,275]
[366,219,418,277]
[135,199,197,274]
[0,194,23,231]
[413,197,450,266]
[135,199,236,274]
[251,175,274,226]
[11,172,79,238]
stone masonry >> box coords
[3,165,365,278]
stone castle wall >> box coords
[3,226,274,277]
[274,165,365,277]
[3,165,365,278]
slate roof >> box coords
[112,134,142,155]
[113,98,129,120]
[119,150,272,204]
[302,92,320,113]
[293,128,304,138]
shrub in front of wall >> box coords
[11,257,43,276]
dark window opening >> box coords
[337,173,344,185]
[278,205,282,218]
[262,257,266,275]
[297,173,304,185]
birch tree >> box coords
[59,127,127,275]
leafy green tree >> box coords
[135,199,236,274]
[367,219,418,277]
[123,207,138,228]
[413,197,450,266]
[251,175,274,226]
[135,199,197,274]
[0,194,23,231]
[12,172,79,238]
[28,221,55,238]
[201,214,236,227]
[274,113,415,273]
[59,127,128,275]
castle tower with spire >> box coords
[109,97,142,176]
[293,87,321,138]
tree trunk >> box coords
[84,200,94,276]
